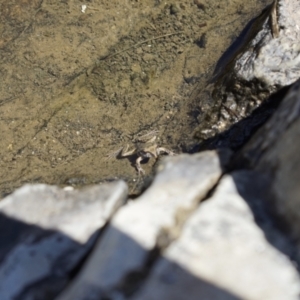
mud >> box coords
[0,0,271,196]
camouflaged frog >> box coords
[108,130,175,175]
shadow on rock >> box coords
[193,84,290,153]
[0,213,101,300]
[54,225,242,300]
[231,171,300,270]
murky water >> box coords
[0,0,271,196]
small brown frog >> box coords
[108,130,175,175]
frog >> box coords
[108,130,175,175]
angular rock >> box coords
[55,150,231,300]
[132,172,300,300]
[196,0,300,145]
[215,0,300,93]
[0,181,127,300]
[234,0,300,87]
[236,78,300,246]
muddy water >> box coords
[0,0,271,196]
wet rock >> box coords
[236,78,300,247]
[55,150,231,300]
[132,172,300,300]
[0,181,127,300]
[196,84,288,151]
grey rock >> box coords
[0,181,127,300]
[132,171,300,300]
[55,150,231,300]
[236,0,300,88]
[1,2,300,299]
[236,78,300,246]
[215,0,300,90]
[196,0,300,144]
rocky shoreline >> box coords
[1,0,300,299]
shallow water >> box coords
[0,0,271,196]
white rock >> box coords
[0,182,127,243]
[0,181,127,300]
[56,150,231,300]
[237,0,300,87]
[132,172,300,300]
